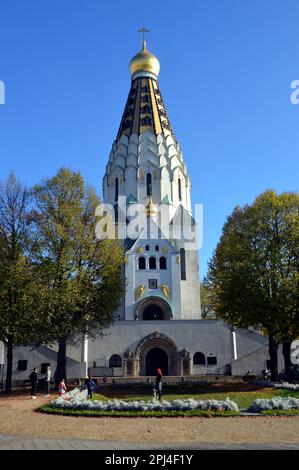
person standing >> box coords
[155,368,163,401]
[29,367,38,399]
[58,378,67,397]
[85,375,96,399]
[44,366,51,397]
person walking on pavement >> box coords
[29,367,38,399]
[44,366,51,397]
[155,368,163,401]
[85,375,96,399]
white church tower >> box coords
[6,33,275,381]
[103,32,201,323]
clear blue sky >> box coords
[0,0,298,276]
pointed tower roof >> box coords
[116,33,175,141]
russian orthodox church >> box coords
[2,34,288,385]
[85,35,275,378]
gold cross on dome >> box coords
[138,27,150,46]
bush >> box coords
[248,396,299,412]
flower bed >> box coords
[248,396,299,413]
[272,382,299,391]
[49,389,239,413]
[250,380,299,391]
[64,388,88,400]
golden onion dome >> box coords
[129,39,160,80]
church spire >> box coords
[116,33,174,140]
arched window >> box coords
[180,248,186,280]
[141,116,152,126]
[146,173,152,196]
[149,257,156,269]
[126,108,134,117]
[141,105,151,114]
[109,354,122,368]
[155,245,159,251]
[142,95,149,103]
[178,177,182,201]
[115,177,119,201]
[138,257,146,270]
[159,257,167,270]
[193,352,205,365]
[114,203,118,224]
[124,119,131,129]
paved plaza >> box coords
[0,434,298,450]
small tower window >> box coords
[180,248,186,280]
[155,245,159,251]
[138,257,146,270]
[141,105,151,114]
[159,257,167,270]
[114,203,118,224]
[126,108,134,117]
[178,177,182,201]
[146,173,152,196]
[149,257,156,269]
[142,95,149,103]
[141,116,152,126]
[115,178,119,201]
[145,245,150,251]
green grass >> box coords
[39,405,240,418]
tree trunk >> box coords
[282,341,293,381]
[55,338,67,389]
[5,339,13,394]
[268,334,279,382]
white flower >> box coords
[50,392,239,413]
[249,396,299,412]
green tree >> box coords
[31,168,124,387]
[200,279,216,319]
[0,174,44,393]
[208,190,299,381]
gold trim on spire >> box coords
[146,196,158,218]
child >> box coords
[58,378,67,397]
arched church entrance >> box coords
[134,332,179,376]
[146,348,169,376]
[143,304,164,320]
[135,296,172,321]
